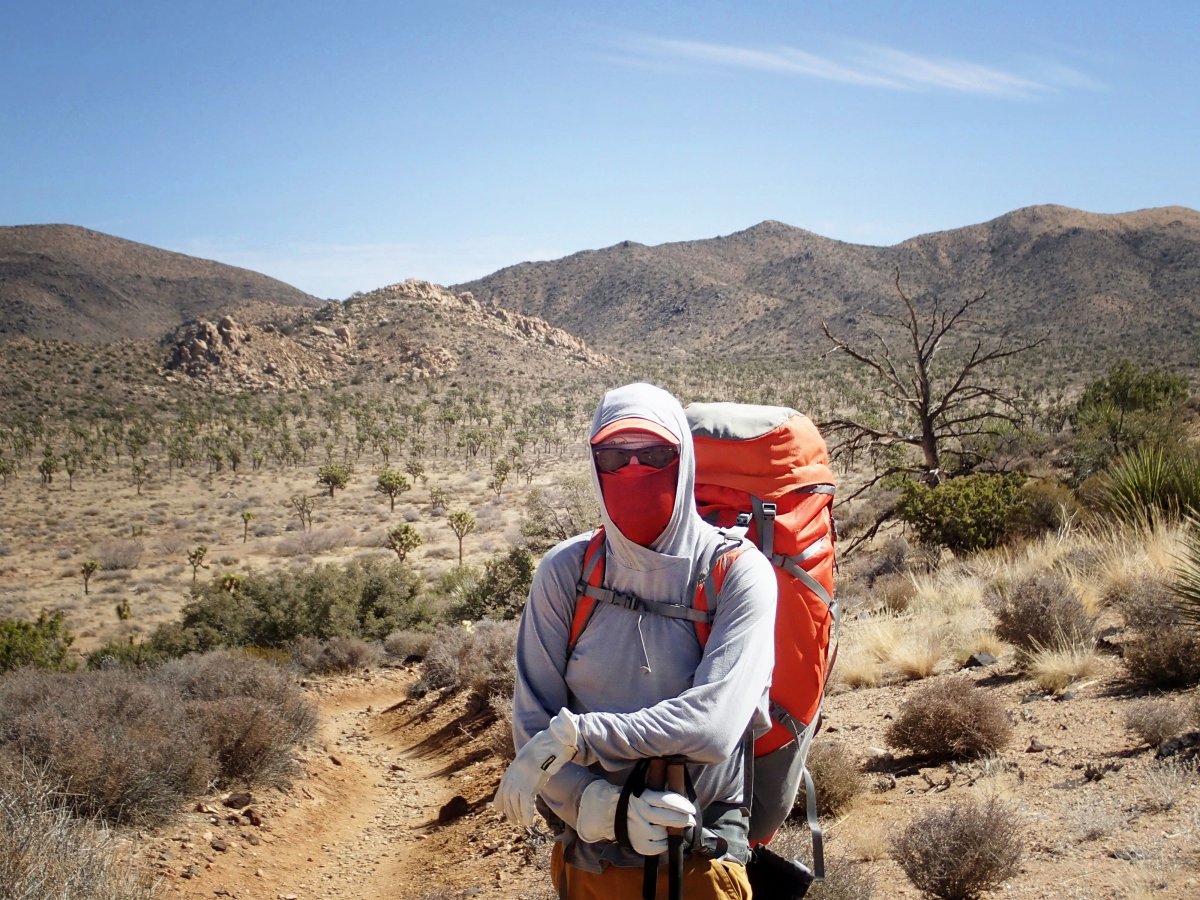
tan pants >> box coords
[550,841,752,900]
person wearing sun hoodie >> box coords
[494,382,776,899]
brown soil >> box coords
[141,666,549,900]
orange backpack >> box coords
[569,403,838,866]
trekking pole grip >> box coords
[665,758,686,900]
[642,758,668,900]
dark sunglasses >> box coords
[592,445,679,473]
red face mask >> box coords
[599,460,679,546]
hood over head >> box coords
[589,383,709,568]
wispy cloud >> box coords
[613,35,1101,99]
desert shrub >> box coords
[384,628,435,661]
[290,635,383,674]
[1006,479,1080,539]
[456,619,519,701]
[795,739,866,819]
[987,570,1096,654]
[276,524,356,556]
[1123,628,1200,688]
[1099,445,1200,525]
[0,760,157,899]
[1115,575,1200,688]
[0,612,75,673]
[886,677,1011,760]
[95,539,143,571]
[1142,758,1198,812]
[896,473,1027,554]
[411,619,518,704]
[520,475,599,552]
[873,573,917,614]
[155,555,432,654]
[85,637,166,670]
[891,797,1022,900]
[450,546,535,621]
[0,670,213,824]
[1124,698,1189,748]
[157,650,317,786]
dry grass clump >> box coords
[1141,758,1198,812]
[290,635,383,674]
[0,759,157,899]
[886,677,1012,760]
[892,632,944,680]
[796,739,867,818]
[1124,698,1191,748]
[891,797,1023,900]
[874,572,918,614]
[987,570,1097,654]
[1025,641,1104,694]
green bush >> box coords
[0,612,75,673]
[151,556,432,655]
[1071,360,1189,480]
[1113,575,1200,689]
[896,473,1027,554]
[451,546,535,621]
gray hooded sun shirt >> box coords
[512,383,776,872]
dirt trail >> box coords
[143,668,544,900]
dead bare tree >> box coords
[821,270,1043,548]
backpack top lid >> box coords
[685,402,834,500]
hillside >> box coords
[456,205,1200,365]
[0,225,324,343]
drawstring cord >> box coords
[637,613,653,674]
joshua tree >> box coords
[37,449,57,486]
[429,485,449,514]
[405,459,425,483]
[317,463,351,498]
[131,459,149,495]
[241,510,254,543]
[115,598,131,621]
[187,545,209,584]
[375,469,411,512]
[448,510,477,565]
[385,524,424,563]
[289,494,315,532]
[81,559,99,595]
[0,455,15,488]
[488,459,511,497]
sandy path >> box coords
[145,668,541,900]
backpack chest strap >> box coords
[576,582,714,624]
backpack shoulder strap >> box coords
[692,532,746,646]
[568,528,607,657]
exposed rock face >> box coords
[160,279,613,393]
[161,314,352,393]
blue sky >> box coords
[3,1,1198,298]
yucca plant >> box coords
[1100,445,1200,525]
[1171,517,1200,629]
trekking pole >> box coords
[642,758,667,900]
[665,758,686,900]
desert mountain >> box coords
[455,205,1200,361]
[0,225,323,343]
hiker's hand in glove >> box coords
[575,779,621,843]
[493,709,580,827]
[626,790,696,856]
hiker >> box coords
[494,382,777,899]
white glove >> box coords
[626,790,696,856]
[493,709,580,827]
[576,779,621,843]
